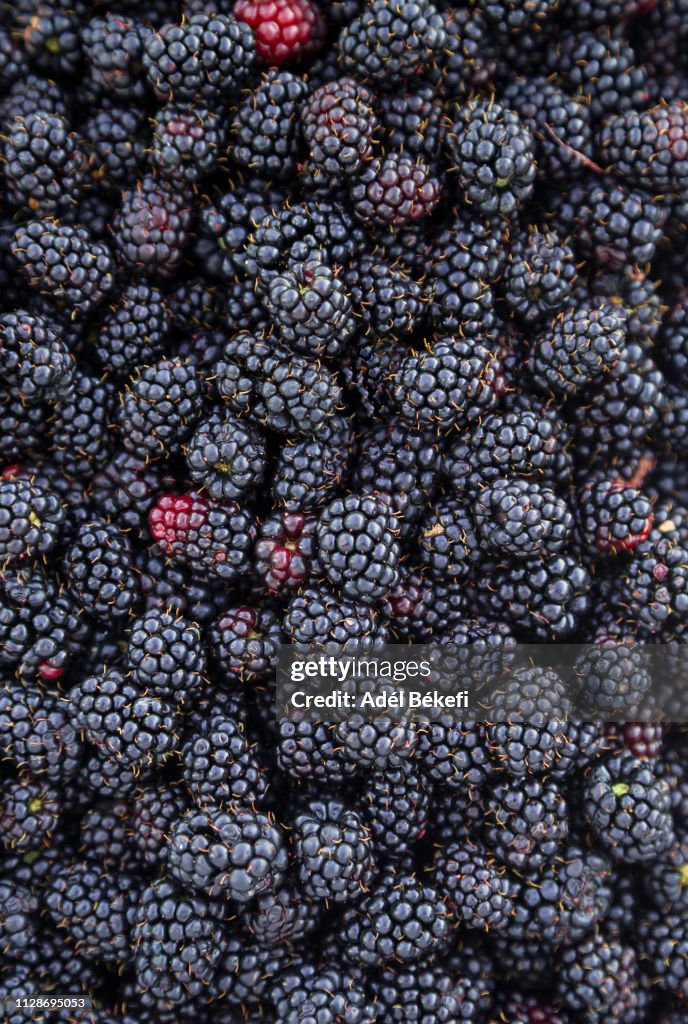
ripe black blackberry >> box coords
[528,305,626,399]
[64,518,138,621]
[95,282,172,378]
[337,0,447,85]
[0,311,74,406]
[82,13,147,101]
[591,269,664,347]
[255,510,316,594]
[119,358,202,460]
[208,606,282,683]
[266,257,355,359]
[283,582,388,647]
[484,776,568,871]
[418,498,481,581]
[185,409,266,502]
[447,98,536,219]
[418,717,495,789]
[151,102,225,184]
[168,803,287,903]
[0,683,82,783]
[292,796,376,903]
[376,82,445,162]
[272,964,376,1024]
[113,174,193,280]
[229,69,307,181]
[14,0,82,76]
[142,13,256,103]
[473,477,573,559]
[583,751,674,862]
[334,684,418,770]
[502,226,578,323]
[242,882,320,948]
[340,866,452,966]
[0,776,60,852]
[0,73,70,128]
[393,337,501,431]
[277,715,357,785]
[381,570,467,641]
[637,908,688,1004]
[573,643,652,717]
[133,876,229,1003]
[0,476,64,566]
[0,387,45,460]
[194,180,285,282]
[79,797,138,873]
[91,452,170,538]
[125,608,205,703]
[556,933,642,1024]
[658,295,688,386]
[597,101,688,192]
[149,490,256,583]
[350,152,441,227]
[361,761,430,858]
[46,861,138,966]
[182,714,269,809]
[573,180,667,270]
[0,881,39,960]
[84,105,147,189]
[11,218,115,314]
[47,371,115,478]
[432,839,513,931]
[345,254,427,339]
[302,76,377,180]
[213,331,343,437]
[502,76,594,182]
[315,493,401,604]
[577,476,653,555]
[644,834,688,913]
[4,110,87,216]
[128,782,187,869]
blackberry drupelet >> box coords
[266,257,356,359]
[315,493,401,604]
[254,511,316,595]
[208,606,281,682]
[302,76,377,180]
[125,608,205,702]
[119,358,202,460]
[350,152,441,227]
[64,518,138,621]
[182,714,269,809]
[113,174,193,280]
[151,103,225,184]
[185,409,266,501]
[4,110,87,216]
[229,69,307,181]
[292,797,376,903]
[142,13,256,103]
[473,477,573,559]
[0,477,64,566]
[167,803,287,902]
[447,98,536,219]
[96,282,172,378]
[337,0,447,85]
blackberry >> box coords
[447,408,560,493]
[142,13,255,103]
[90,452,171,537]
[346,255,426,340]
[15,0,83,76]
[0,882,39,959]
[0,476,64,566]
[63,518,138,621]
[124,608,205,703]
[484,776,569,871]
[119,358,202,459]
[334,683,418,770]
[418,498,481,581]
[337,0,447,86]
[229,69,307,181]
[302,76,377,180]
[254,511,317,595]
[0,683,82,783]
[46,861,139,966]
[528,305,626,398]
[0,387,46,460]
[556,933,641,1024]
[0,73,70,127]
[271,964,376,1024]
[194,180,285,281]
[4,110,87,216]
[502,76,595,182]
[637,908,688,1003]
[133,876,229,1002]
[277,715,357,784]
[96,282,172,378]
[185,409,266,501]
[591,269,664,346]
[81,13,147,101]
[47,371,115,478]
[315,493,401,604]
[150,102,225,184]
[283,583,387,647]
[128,782,188,869]
[213,331,343,437]
[182,714,269,809]
[0,776,61,852]
[0,28,30,90]
[208,606,282,682]
[574,180,667,269]
[79,798,137,872]
[597,101,688,192]
[266,257,356,359]
[361,761,430,858]
[484,666,573,776]
[447,98,536,219]
[376,82,445,162]
[69,668,179,768]
[149,490,256,582]
[84,105,147,189]
[502,225,578,323]
[392,337,501,431]
[644,834,688,913]
[340,867,452,966]
[573,643,652,717]
[583,751,674,862]
[350,152,441,228]
[167,804,287,902]
[473,477,573,559]
[381,570,468,641]
[113,174,193,280]
[578,476,653,556]
[658,295,688,386]
[11,218,115,314]
[432,840,514,931]
[0,310,75,405]
[418,717,495,789]
[234,0,326,66]
[292,796,376,903]
[242,883,320,948]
